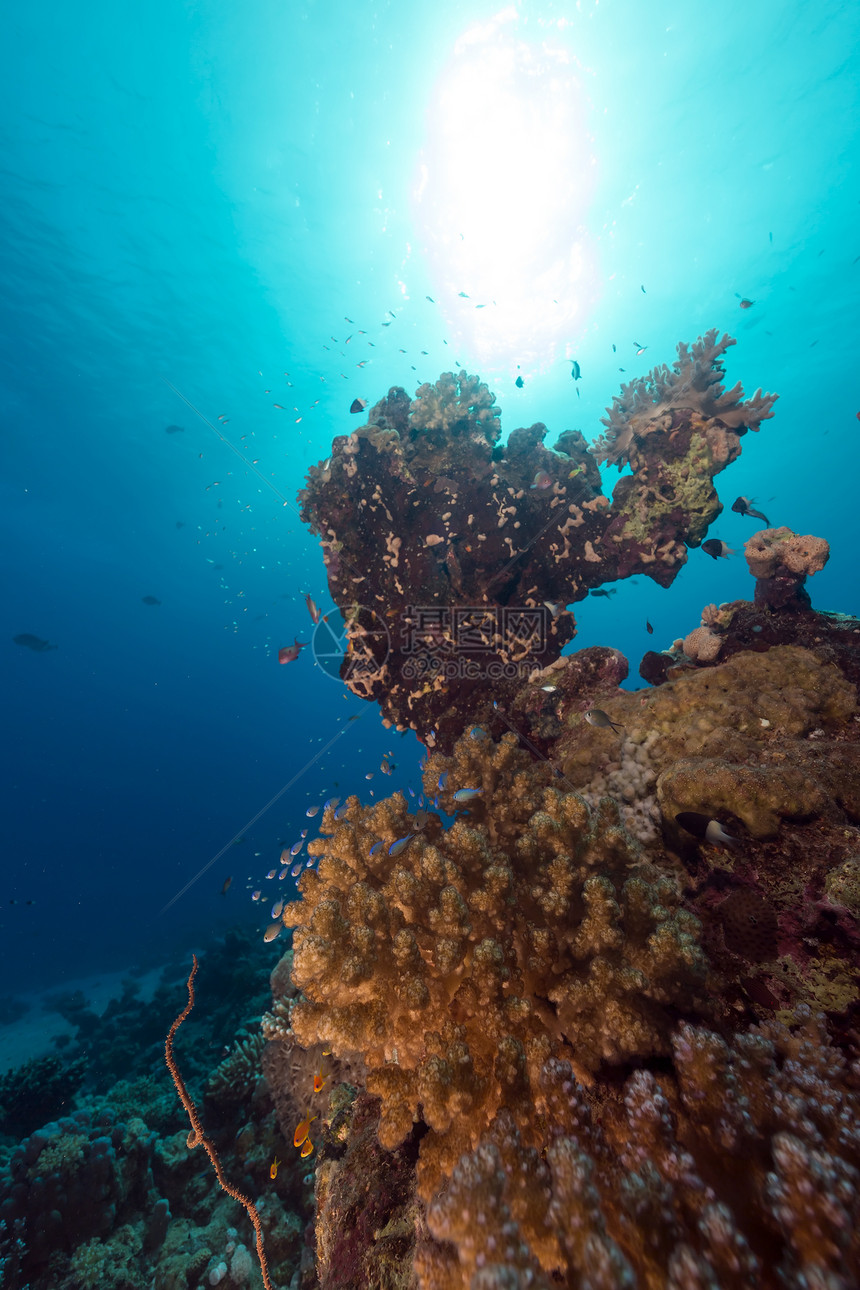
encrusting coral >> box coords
[298,333,776,748]
[280,729,707,1203]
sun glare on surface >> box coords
[413,14,600,372]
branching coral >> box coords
[412,1008,860,1288]
[281,731,706,1202]
[595,329,778,470]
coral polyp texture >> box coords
[413,1009,860,1289]
[298,333,776,747]
[281,730,707,1204]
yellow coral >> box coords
[282,731,706,1200]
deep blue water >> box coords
[2,0,858,1015]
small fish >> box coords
[731,497,770,525]
[641,284,646,293]
[469,726,487,740]
[612,343,616,352]
[272,900,284,919]
[426,295,435,303]
[738,298,755,309]
[273,403,285,410]
[349,398,367,414]
[633,341,647,354]
[515,375,524,388]
[220,876,232,896]
[675,811,738,850]
[369,840,384,857]
[458,291,470,298]
[263,922,282,943]
[541,683,558,692]
[568,360,581,380]
[313,1063,327,1094]
[646,620,654,635]
[380,758,394,774]
[306,805,319,817]
[141,595,161,606]
[584,709,625,735]
[291,861,303,877]
[334,802,349,820]
[530,470,553,490]
[294,1114,318,1148]
[165,424,184,434]
[323,797,340,812]
[300,1139,314,1158]
[305,593,321,624]
[701,539,735,560]
[453,788,481,803]
[290,839,304,856]
[437,771,448,790]
[251,890,261,901]
[278,637,308,664]
[543,601,563,618]
[279,868,288,880]
[389,834,415,856]
[590,588,616,598]
[270,1157,280,1179]
[266,869,277,880]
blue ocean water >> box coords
[2,0,857,1021]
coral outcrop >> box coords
[280,730,707,1204]
[299,333,776,747]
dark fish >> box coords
[701,539,735,560]
[641,284,646,293]
[458,291,470,298]
[612,344,616,352]
[175,521,185,528]
[165,424,184,434]
[426,296,435,303]
[13,633,57,652]
[590,588,616,598]
[738,298,755,309]
[731,496,770,526]
[646,620,654,634]
[584,709,624,735]
[220,876,232,896]
[515,375,524,388]
[349,398,367,414]
[142,595,161,606]
[568,360,581,380]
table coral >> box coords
[281,730,706,1204]
[299,334,776,748]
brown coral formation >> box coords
[413,1009,860,1288]
[280,731,706,1204]
[745,526,830,611]
[298,334,776,748]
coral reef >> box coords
[280,730,707,1204]
[413,1007,860,1288]
[299,334,775,748]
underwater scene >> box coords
[3,1,860,1287]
